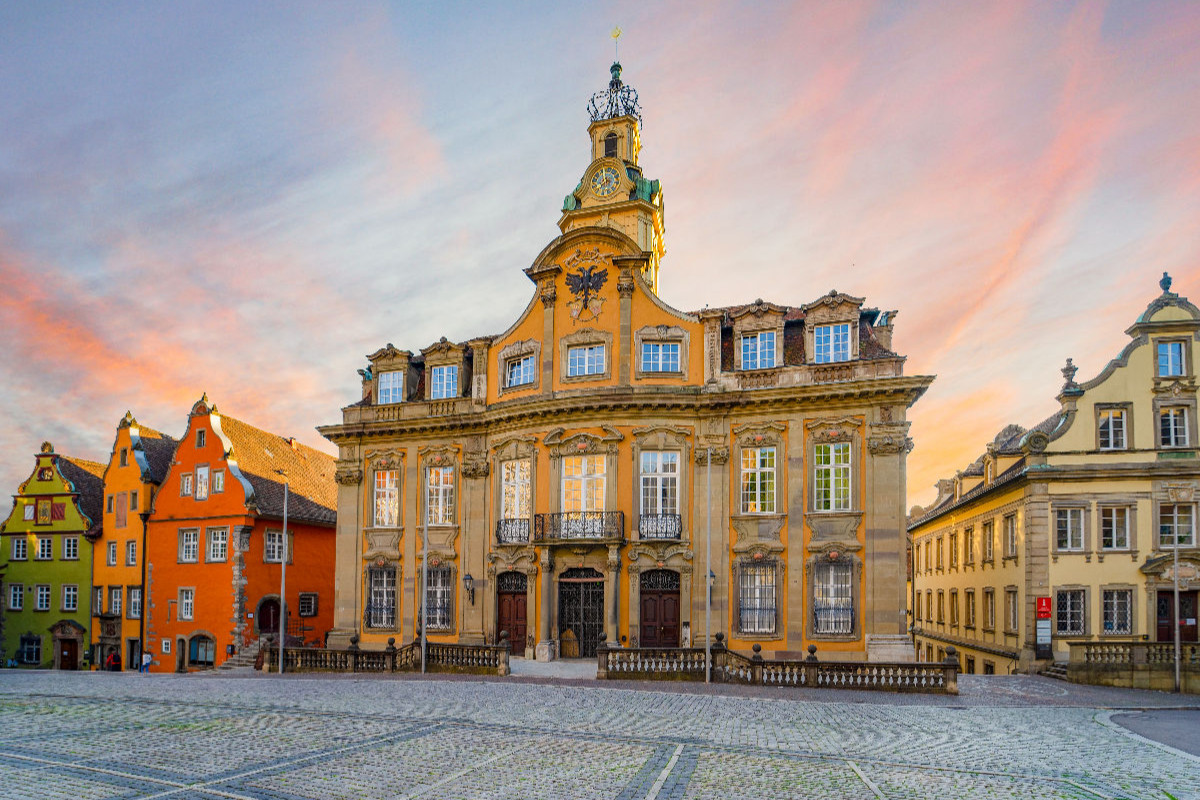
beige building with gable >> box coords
[910,274,1200,675]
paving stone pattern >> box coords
[0,671,1196,800]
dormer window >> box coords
[430,365,458,400]
[813,324,851,363]
[1158,341,1185,377]
[378,370,404,404]
[604,132,618,158]
[741,332,776,370]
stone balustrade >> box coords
[264,634,510,676]
[1067,639,1199,693]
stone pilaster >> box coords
[231,525,255,645]
[327,454,364,649]
[535,548,555,661]
[540,280,556,396]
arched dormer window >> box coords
[604,132,618,159]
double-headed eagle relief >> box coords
[563,247,611,323]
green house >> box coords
[1,442,103,669]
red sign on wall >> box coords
[1036,596,1052,619]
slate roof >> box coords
[218,415,337,527]
[58,456,105,533]
[908,456,1028,529]
[133,425,178,484]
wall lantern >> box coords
[463,573,475,606]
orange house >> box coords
[145,395,336,672]
[92,411,177,670]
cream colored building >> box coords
[910,275,1200,673]
[318,63,932,662]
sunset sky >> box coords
[2,2,1199,509]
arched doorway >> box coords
[639,570,680,648]
[496,572,527,656]
[558,567,604,658]
[258,597,281,635]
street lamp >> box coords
[705,447,713,684]
[277,470,289,676]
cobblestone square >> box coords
[0,671,1196,800]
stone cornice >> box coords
[319,375,935,445]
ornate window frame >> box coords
[733,550,783,640]
[633,325,690,380]
[730,301,785,372]
[631,425,692,540]
[421,338,466,401]
[491,436,538,546]
[559,328,613,384]
[364,559,400,632]
[417,445,460,562]
[496,338,541,396]
[805,544,861,642]
[543,427,622,514]
[363,449,406,560]
[802,292,863,365]
[730,422,787,546]
[366,344,413,405]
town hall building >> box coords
[318,63,933,662]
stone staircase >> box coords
[218,638,265,672]
[1040,662,1069,681]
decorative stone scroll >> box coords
[544,425,623,458]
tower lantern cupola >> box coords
[560,61,665,294]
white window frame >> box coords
[1004,514,1018,557]
[982,521,994,562]
[566,344,606,377]
[374,469,400,527]
[813,443,851,512]
[126,540,137,566]
[63,536,78,560]
[426,466,456,526]
[813,323,851,364]
[35,584,51,611]
[207,528,228,562]
[11,536,26,560]
[740,331,776,370]
[107,541,118,566]
[1160,407,1189,448]
[367,566,396,629]
[1098,408,1126,450]
[180,473,193,497]
[1160,503,1195,548]
[1055,589,1085,635]
[640,341,681,373]
[738,562,777,634]
[1102,589,1132,635]
[740,447,776,514]
[1055,508,1084,551]
[37,537,53,560]
[8,583,23,611]
[639,451,679,517]
[22,504,34,521]
[179,529,199,563]
[1100,507,1129,550]
[129,587,142,619]
[984,589,996,630]
[264,530,287,563]
[1158,340,1185,377]
[212,469,225,493]
[179,588,194,621]
[1006,588,1019,632]
[424,565,453,631]
[109,586,122,617]
[813,561,853,635]
[506,354,536,387]
[430,365,458,400]
[377,370,404,404]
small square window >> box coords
[430,365,458,400]
[740,332,776,370]
[378,370,404,404]
[162,639,172,654]
[1098,408,1126,450]
[22,504,34,521]
[298,592,318,617]
[506,355,536,387]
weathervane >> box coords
[588,28,641,124]
[612,26,622,60]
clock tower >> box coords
[559,62,666,294]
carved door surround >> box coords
[627,542,693,648]
[486,547,538,653]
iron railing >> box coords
[495,518,531,544]
[363,603,396,630]
[534,511,624,543]
[638,514,682,540]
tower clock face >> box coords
[590,166,620,198]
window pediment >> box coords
[491,435,539,461]
[734,421,786,449]
[421,337,464,367]
[544,425,623,458]
[631,425,690,449]
[801,291,864,324]
[418,445,460,468]
[806,416,862,444]
[365,449,406,471]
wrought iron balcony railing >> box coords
[534,511,624,543]
[495,518,531,544]
[638,514,682,540]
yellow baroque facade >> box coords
[910,275,1200,674]
[319,64,932,662]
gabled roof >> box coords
[58,456,105,533]
[132,424,178,484]
[216,415,336,526]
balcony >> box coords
[637,514,682,540]
[534,511,625,544]
[495,518,531,545]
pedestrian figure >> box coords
[141,652,152,673]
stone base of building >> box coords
[866,634,917,663]
[325,629,356,650]
[535,639,558,662]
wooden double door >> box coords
[496,572,527,655]
[639,570,680,649]
[1157,590,1199,642]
